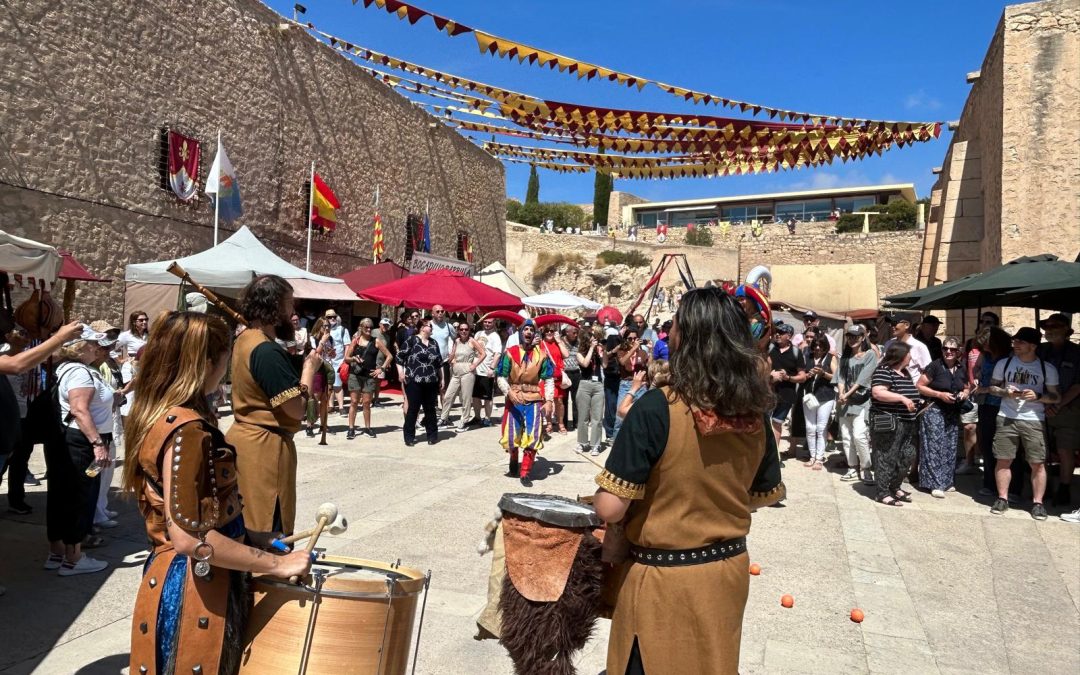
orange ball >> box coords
[850,608,865,623]
[780,594,794,608]
[749,563,761,576]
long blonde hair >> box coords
[122,311,231,494]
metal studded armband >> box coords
[167,428,220,533]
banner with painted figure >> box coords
[167,130,201,202]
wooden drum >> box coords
[240,555,430,675]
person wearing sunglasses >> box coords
[916,337,971,498]
[116,311,149,359]
[438,322,484,431]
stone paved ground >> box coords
[1,397,1078,674]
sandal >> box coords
[877,496,903,507]
[811,461,823,471]
[894,491,912,503]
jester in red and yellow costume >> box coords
[495,318,555,486]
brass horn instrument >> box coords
[165,261,247,326]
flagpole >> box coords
[374,184,380,264]
[213,130,221,246]
[306,160,315,271]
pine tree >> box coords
[525,164,540,205]
[591,148,613,229]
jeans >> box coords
[576,379,605,449]
[840,409,872,471]
[603,380,619,440]
[439,370,476,427]
[611,379,633,441]
[803,395,836,461]
[404,380,439,443]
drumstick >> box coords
[319,378,329,446]
[289,503,337,583]
[271,514,349,550]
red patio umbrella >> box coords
[357,268,523,313]
[597,305,623,326]
[340,260,410,294]
[58,250,109,321]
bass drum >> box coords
[240,555,430,675]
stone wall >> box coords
[0,0,505,323]
[608,191,649,227]
[921,0,1080,332]
[506,223,924,312]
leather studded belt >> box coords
[628,536,747,567]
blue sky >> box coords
[265,0,1014,205]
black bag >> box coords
[871,411,897,433]
[848,386,871,406]
[959,398,975,415]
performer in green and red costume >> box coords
[494,317,555,486]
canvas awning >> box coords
[124,226,356,300]
[523,290,602,311]
[59,250,109,282]
[340,261,411,294]
[358,269,523,313]
[0,229,61,289]
[475,261,533,298]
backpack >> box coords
[25,363,90,445]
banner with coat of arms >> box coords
[167,130,201,202]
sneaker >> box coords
[481,419,493,428]
[931,489,946,499]
[438,419,452,428]
[1060,508,1080,524]
[106,509,118,518]
[58,555,108,576]
[23,473,41,486]
[346,429,356,440]
[454,426,467,433]
[1031,503,1048,521]
[840,469,858,481]
[575,443,586,454]
[305,427,315,438]
[955,461,977,475]
[860,469,875,485]
[946,486,957,493]
[990,498,1009,515]
[7,502,32,515]
[977,486,995,498]
[94,519,118,529]
[364,428,376,439]
[590,445,601,457]
[43,553,63,570]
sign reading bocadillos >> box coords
[409,251,474,276]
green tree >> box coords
[525,165,540,205]
[506,199,522,223]
[835,200,918,233]
[591,150,613,229]
[685,226,714,247]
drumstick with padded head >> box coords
[272,513,349,549]
[289,502,338,584]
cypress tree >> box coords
[591,147,613,228]
[525,164,540,205]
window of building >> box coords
[635,211,659,227]
[834,196,877,214]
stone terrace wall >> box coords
[0,0,504,323]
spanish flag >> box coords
[311,173,340,233]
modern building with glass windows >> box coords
[621,183,917,229]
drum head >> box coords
[498,493,601,529]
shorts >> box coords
[347,371,379,395]
[1048,404,1080,450]
[771,399,794,424]
[992,417,1047,463]
[442,362,451,386]
[960,407,979,425]
[474,375,495,401]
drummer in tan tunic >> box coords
[594,288,785,675]
[227,274,321,542]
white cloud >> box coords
[904,89,942,111]
[787,169,872,191]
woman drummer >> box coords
[594,288,784,675]
[123,312,312,675]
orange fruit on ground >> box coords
[780,594,794,608]
[850,608,865,623]
[749,563,761,575]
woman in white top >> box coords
[116,310,149,359]
[45,329,115,576]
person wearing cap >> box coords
[917,315,944,362]
[45,327,117,576]
[987,327,1060,520]
[791,310,836,353]
[323,309,351,415]
[835,324,878,483]
[884,315,932,385]
[90,327,124,529]
[1036,313,1080,516]
[767,323,807,447]
[116,310,150,359]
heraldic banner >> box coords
[168,130,201,202]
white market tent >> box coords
[0,229,61,289]
[475,261,534,298]
[523,290,602,312]
[125,226,357,322]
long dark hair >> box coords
[668,288,774,416]
[881,341,911,369]
[240,275,293,327]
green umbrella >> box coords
[883,272,982,308]
[910,255,1068,310]
[995,266,1080,312]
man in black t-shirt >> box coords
[768,324,807,449]
[918,315,944,362]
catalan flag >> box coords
[311,173,340,233]
[372,211,384,263]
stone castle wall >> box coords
[0,0,504,323]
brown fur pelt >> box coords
[498,532,603,675]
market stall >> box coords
[357,268,524,313]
